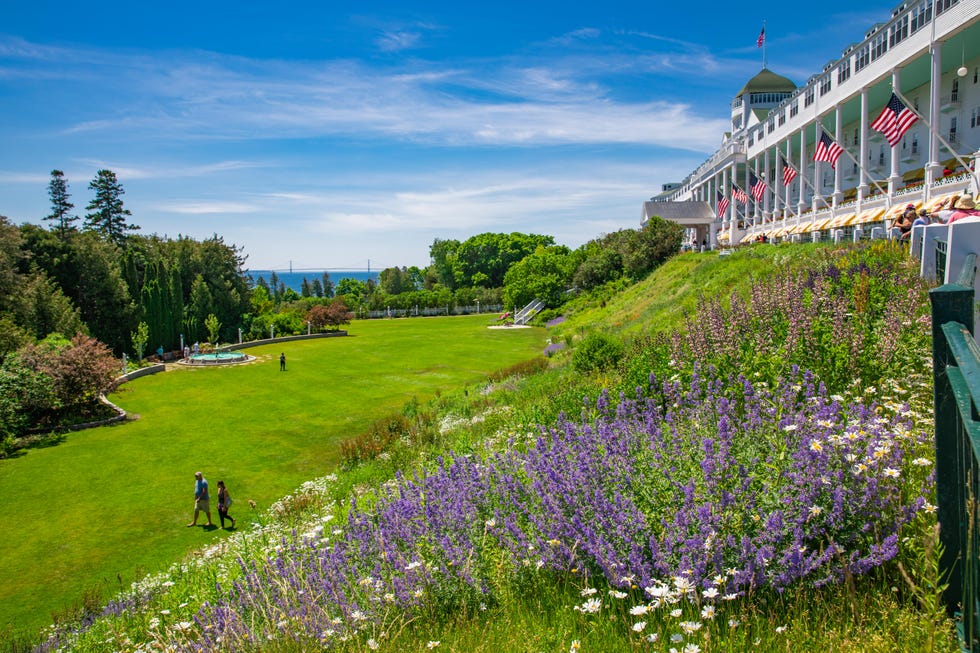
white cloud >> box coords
[162,201,260,215]
[0,171,49,184]
[4,37,729,152]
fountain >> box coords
[182,351,251,366]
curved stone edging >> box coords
[216,330,347,352]
[117,363,167,383]
[65,363,169,431]
[60,394,128,432]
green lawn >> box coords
[0,315,546,638]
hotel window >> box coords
[748,133,754,146]
[889,15,909,46]
[975,67,979,83]
[790,100,799,118]
[837,60,851,85]
[870,33,888,61]
[912,133,919,154]
[733,115,743,129]
[855,45,871,72]
[952,78,960,102]
[778,110,786,126]
[973,107,980,128]
[950,116,958,142]
[854,128,859,146]
[768,119,775,134]
[910,1,932,32]
[804,87,815,107]
[879,146,886,167]
[935,0,958,15]
[819,75,832,96]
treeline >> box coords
[2,170,251,357]
[253,221,684,323]
[368,219,684,315]
[0,169,255,452]
[0,166,683,450]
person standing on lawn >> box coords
[216,480,236,529]
[186,471,213,527]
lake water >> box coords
[246,270,379,293]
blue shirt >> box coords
[195,478,209,501]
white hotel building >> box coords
[644,0,980,248]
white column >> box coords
[744,163,751,228]
[722,166,730,231]
[812,121,822,213]
[833,104,843,206]
[798,126,807,213]
[753,158,761,222]
[774,145,783,219]
[763,148,772,220]
[888,69,902,195]
[858,87,869,209]
[785,140,794,219]
[925,42,942,194]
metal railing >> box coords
[937,239,949,282]
[931,252,980,652]
[514,298,545,325]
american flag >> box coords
[749,172,767,201]
[869,93,919,147]
[813,130,844,168]
[756,27,765,48]
[780,155,799,186]
[731,183,749,203]
[716,191,730,216]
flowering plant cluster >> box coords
[176,366,932,651]
[624,243,929,397]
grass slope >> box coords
[556,243,836,337]
[0,315,545,639]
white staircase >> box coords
[514,298,544,325]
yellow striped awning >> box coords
[884,200,922,220]
[855,207,887,224]
[827,212,856,228]
[925,192,958,212]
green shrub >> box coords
[571,331,624,373]
[339,413,412,468]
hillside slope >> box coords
[553,243,840,338]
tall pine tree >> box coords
[85,169,139,246]
[45,170,78,239]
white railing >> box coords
[514,299,545,325]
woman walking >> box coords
[216,480,236,529]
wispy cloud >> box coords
[0,171,48,184]
[163,201,261,215]
[2,36,730,152]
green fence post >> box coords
[931,281,975,617]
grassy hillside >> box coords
[0,315,546,642]
[25,242,956,653]
[554,243,840,338]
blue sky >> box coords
[0,1,897,271]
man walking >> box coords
[187,471,213,527]
[279,352,286,371]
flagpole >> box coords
[829,128,891,202]
[892,86,980,192]
[762,20,767,69]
